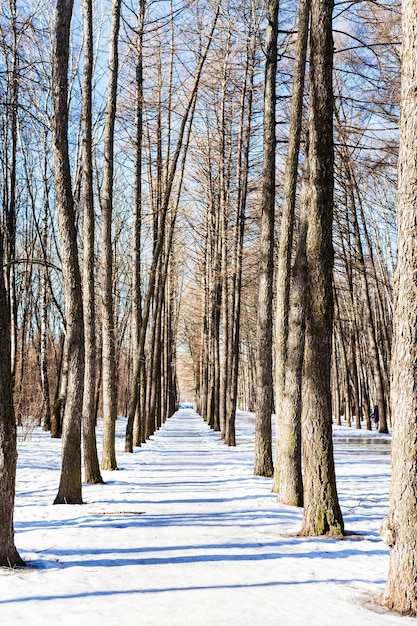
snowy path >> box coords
[1,410,412,625]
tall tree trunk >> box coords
[41,199,51,432]
[0,222,24,565]
[334,196,362,430]
[100,0,122,471]
[0,41,25,552]
[51,333,67,439]
[81,0,103,484]
[377,0,417,613]
[199,220,210,419]
[166,264,179,418]
[210,240,222,432]
[125,0,145,453]
[5,0,18,389]
[273,156,309,504]
[254,0,279,477]
[333,287,352,428]
[300,0,344,537]
[218,24,231,440]
[224,36,254,446]
[273,0,310,504]
[52,0,84,505]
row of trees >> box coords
[0,0,396,446]
[0,0,220,562]
[2,0,417,616]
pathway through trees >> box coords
[1,409,402,625]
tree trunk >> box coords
[0,224,25,566]
[300,0,344,537]
[5,0,19,390]
[51,333,67,439]
[52,0,84,505]
[224,13,255,447]
[273,0,310,504]
[273,158,309,504]
[100,0,122,471]
[81,0,103,484]
[253,0,279,478]
[125,0,145,453]
[218,26,231,440]
[377,0,417,612]
[41,201,51,432]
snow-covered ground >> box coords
[1,409,411,626]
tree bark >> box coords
[274,158,309,505]
[224,25,255,447]
[52,0,84,505]
[377,1,417,613]
[5,0,19,390]
[253,0,279,477]
[0,225,25,566]
[81,0,103,484]
[273,0,310,504]
[300,0,344,537]
[100,0,122,471]
[51,333,66,439]
[40,200,51,432]
[125,0,145,453]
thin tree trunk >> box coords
[334,197,362,430]
[199,219,210,420]
[100,0,122,471]
[359,363,372,430]
[6,0,19,389]
[224,11,255,446]
[41,200,51,432]
[125,0,145,453]
[332,348,341,426]
[81,0,103,484]
[51,333,66,439]
[254,0,279,477]
[334,287,352,428]
[218,25,231,440]
[0,5,24,546]
[0,223,25,567]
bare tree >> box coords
[126,0,221,447]
[52,0,84,505]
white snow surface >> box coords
[2,409,413,626]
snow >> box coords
[1,409,413,625]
